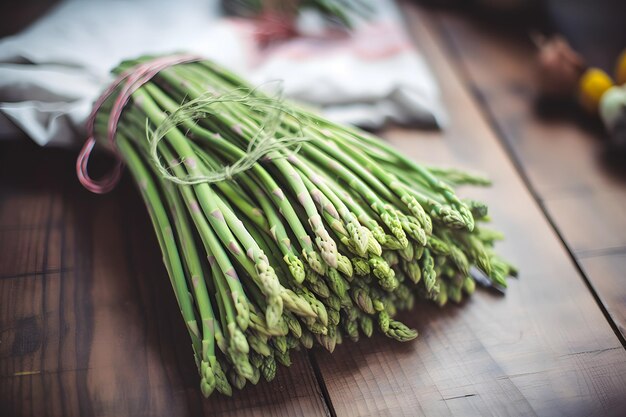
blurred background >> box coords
[0,0,624,149]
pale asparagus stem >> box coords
[425,166,491,187]
[375,159,490,197]
[297,167,343,225]
[273,159,339,269]
[375,158,491,189]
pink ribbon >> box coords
[77,54,203,194]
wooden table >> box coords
[2,3,626,416]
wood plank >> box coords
[579,253,626,338]
[0,145,329,417]
[543,190,626,254]
[431,6,626,340]
[311,4,626,416]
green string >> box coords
[148,87,311,185]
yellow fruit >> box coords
[578,68,614,113]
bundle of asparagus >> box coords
[85,56,516,397]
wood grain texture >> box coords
[430,6,626,341]
[310,4,626,416]
[0,144,329,417]
[579,253,626,338]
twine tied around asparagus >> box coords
[148,84,311,185]
[77,54,310,193]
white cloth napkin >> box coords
[0,0,444,147]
